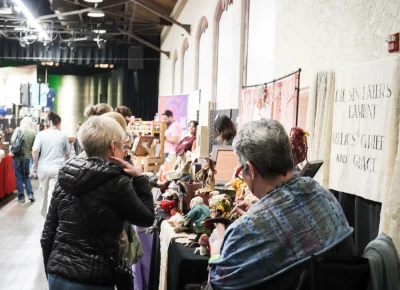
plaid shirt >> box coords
[209,176,352,289]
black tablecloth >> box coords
[167,241,209,290]
[148,211,169,290]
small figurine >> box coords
[195,234,210,256]
[194,158,217,195]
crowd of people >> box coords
[7,104,356,290]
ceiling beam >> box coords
[75,0,84,22]
[118,28,170,58]
[63,0,159,24]
[38,8,92,20]
[130,0,190,34]
[0,30,9,38]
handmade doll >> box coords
[208,194,232,218]
[225,178,247,203]
[181,196,210,234]
[289,127,309,172]
[174,151,193,182]
[160,181,179,214]
[194,158,217,194]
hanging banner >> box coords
[0,65,37,107]
[158,94,188,129]
[329,57,397,202]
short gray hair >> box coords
[233,119,293,178]
[19,117,35,132]
[78,116,125,158]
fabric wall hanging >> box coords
[305,71,335,188]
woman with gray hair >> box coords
[11,117,36,202]
[205,119,353,290]
[41,115,154,290]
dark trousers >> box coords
[13,157,33,199]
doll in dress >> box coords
[194,158,216,194]
[174,151,193,182]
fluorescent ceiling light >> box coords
[13,0,49,40]
[84,0,103,2]
[0,7,12,14]
[93,29,106,34]
[0,0,12,14]
[14,26,26,31]
[87,10,104,18]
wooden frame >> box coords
[211,145,238,184]
[299,160,324,178]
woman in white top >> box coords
[32,111,70,217]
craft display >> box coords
[194,158,216,194]
[240,69,301,133]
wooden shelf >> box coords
[129,120,166,173]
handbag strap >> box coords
[75,197,116,269]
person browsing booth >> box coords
[162,110,182,158]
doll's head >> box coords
[190,196,204,208]
[203,158,217,174]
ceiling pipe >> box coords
[130,0,190,34]
[117,28,170,58]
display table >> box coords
[158,221,196,290]
[0,155,16,198]
[167,241,209,290]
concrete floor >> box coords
[0,179,48,290]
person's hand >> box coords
[109,156,143,177]
[231,200,252,216]
[209,223,226,256]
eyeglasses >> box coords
[235,165,244,178]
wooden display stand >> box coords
[130,120,166,173]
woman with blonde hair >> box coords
[11,117,36,202]
[41,116,154,289]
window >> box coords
[172,50,178,94]
[195,17,209,92]
[245,0,276,86]
[215,0,233,109]
[180,38,189,93]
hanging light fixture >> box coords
[0,0,12,14]
[87,10,104,17]
[93,29,106,34]
[84,0,103,2]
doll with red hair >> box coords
[289,127,309,171]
